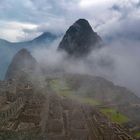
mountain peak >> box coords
[5,48,37,80]
[30,32,58,45]
[35,32,57,40]
[74,19,92,28]
[18,48,30,55]
[13,48,35,62]
[76,18,89,23]
[58,19,102,57]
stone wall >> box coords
[0,97,24,122]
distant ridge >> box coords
[0,32,58,47]
[0,32,59,79]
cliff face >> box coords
[58,19,102,57]
[5,48,37,80]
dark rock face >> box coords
[5,48,37,80]
[58,19,102,57]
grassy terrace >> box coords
[100,108,129,124]
[49,79,100,106]
[49,79,129,124]
[135,132,140,138]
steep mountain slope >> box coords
[0,32,58,79]
[5,48,37,80]
[58,19,102,57]
[65,74,140,104]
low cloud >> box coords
[32,37,140,97]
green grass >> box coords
[50,79,70,91]
[101,108,129,124]
[50,78,130,125]
[49,79,100,106]
[135,132,140,138]
[77,97,100,106]
[50,78,129,124]
[59,91,100,106]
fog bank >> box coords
[32,39,140,97]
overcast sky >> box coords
[0,0,140,42]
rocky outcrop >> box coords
[58,19,102,57]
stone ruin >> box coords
[0,79,136,140]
